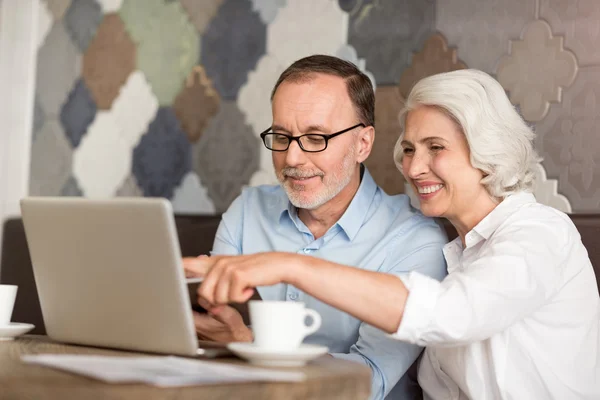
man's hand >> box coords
[192,297,253,343]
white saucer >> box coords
[227,342,329,367]
[0,323,35,341]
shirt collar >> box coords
[468,191,537,245]
[277,165,378,241]
[336,166,377,241]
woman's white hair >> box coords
[393,69,541,199]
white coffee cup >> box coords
[249,301,321,351]
[0,285,18,326]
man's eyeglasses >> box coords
[259,123,365,153]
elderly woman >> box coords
[190,69,599,399]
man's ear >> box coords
[356,126,375,163]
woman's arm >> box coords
[191,252,409,334]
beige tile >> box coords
[497,19,578,122]
[534,66,600,212]
[540,0,600,66]
[399,32,467,99]
[173,65,220,143]
[364,86,405,195]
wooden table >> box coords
[1,336,371,400]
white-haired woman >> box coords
[189,69,600,399]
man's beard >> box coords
[276,146,357,210]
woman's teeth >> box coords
[418,184,444,194]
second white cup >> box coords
[0,285,18,326]
[249,300,321,351]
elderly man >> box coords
[184,55,447,399]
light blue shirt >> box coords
[211,167,448,399]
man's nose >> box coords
[284,139,307,166]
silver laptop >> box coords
[20,197,223,357]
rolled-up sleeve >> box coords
[394,219,565,347]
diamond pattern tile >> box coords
[336,44,377,90]
[97,0,122,13]
[111,70,159,149]
[540,0,600,66]
[248,147,277,186]
[120,0,199,105]
[237,53,286,136]
[36,22,81,116]
[64,0,103,52]
[338,0,376,13]
[268,0,348,69]
[73,111,131,198]
[532,163,572,213]
[347,0,434,85]
[29,120,73,196]
[45,0,71,20]
[173,66,220,143]
[38,0,53,48]
[32,96,46,143]
[171,172,216,214]
[179,0,223,34]
[496,20,578,122]
[436,0,536,73]
[251,0,287,24]
[194,102,260,212]
[115,174,143,197]
[202,0,266,100]
[132,107,192,198]
[398,33,467,99]
[60,176,84,196]
[364,86,405,195]
[82,13,136,110]
[534,66,600,212]
[60,78,97,147]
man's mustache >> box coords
[280,167,325,179]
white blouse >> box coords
[394,192,600,399]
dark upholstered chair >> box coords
[1,214,598,335]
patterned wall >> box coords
[31,0,600,213]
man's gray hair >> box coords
[393,69,541,199]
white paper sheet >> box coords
[21,354,306,387]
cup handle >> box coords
[302,308,321,336]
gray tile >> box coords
[251,0,287,24]
[132,107,192,198]
[201,0,266,100]
[60,79,97,148]
[36,22,81,117]
[29,119,73,196]
[115,175,143,197]
[347,0,435,85]
[64,0,103,52]
[540,0,600,66]
[436,0,536,73]
[32,96,46,143]
[61,176,83,196]
[194,101,260,213]
[45,0,72,20]
[171,172,216,214]
[534,66,600,212]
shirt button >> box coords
[303,248,311,254]
[289,292,298,300]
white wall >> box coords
[0,0,38,266]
